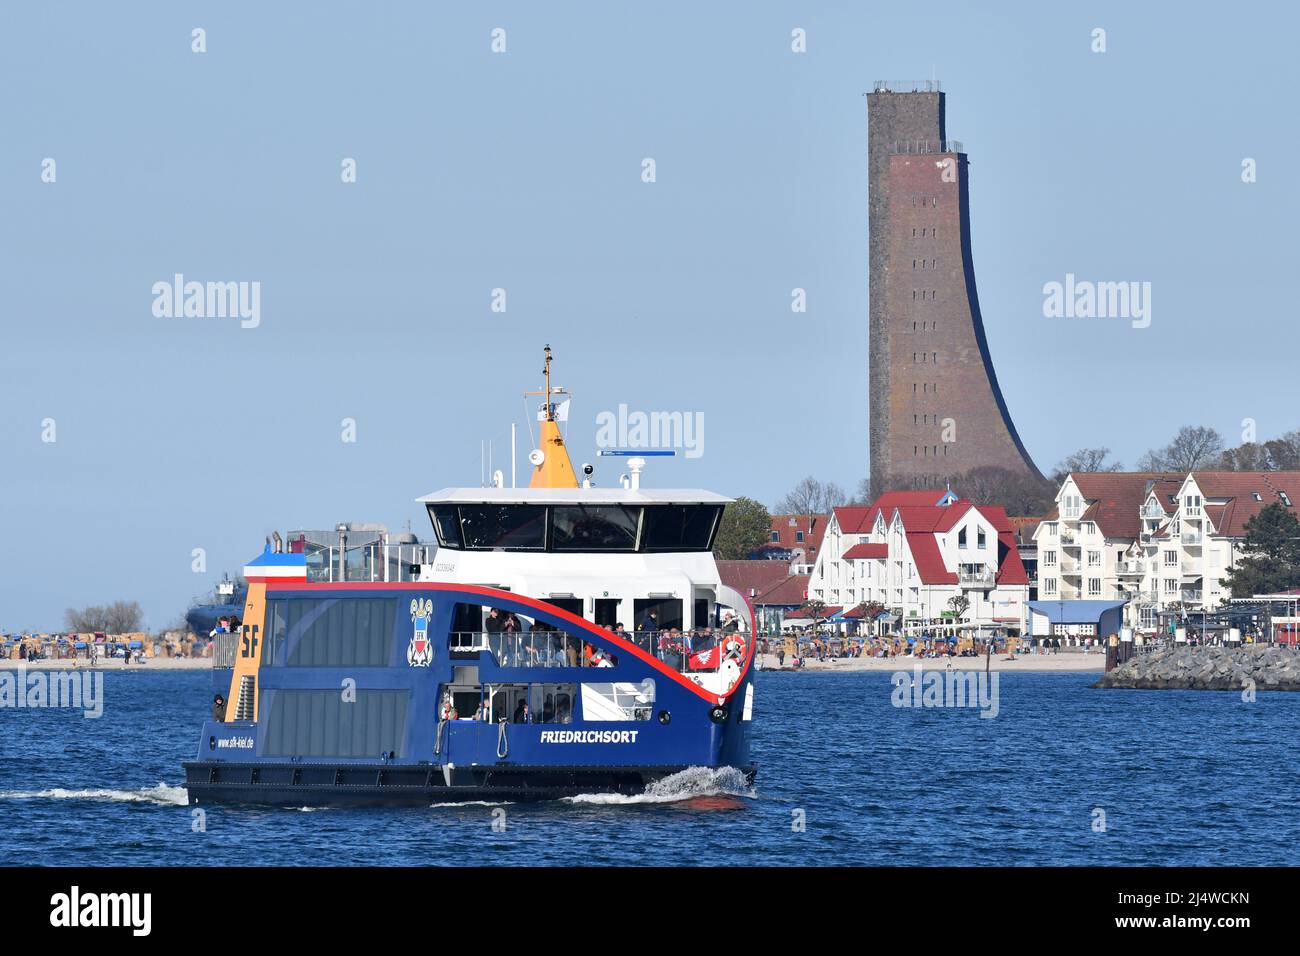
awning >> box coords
[129,641,143,649]
[75,642,87,649]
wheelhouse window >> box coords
[457,504,547,550]
[428,504,463,549]
[551,504,639,552]
[641,504,722,552]
[427,501,722,552]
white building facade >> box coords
[809,490,1031,634]
[1035,471,1300,634]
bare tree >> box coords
[774,476,847,516]
[953,466,1056,517]
[1267,430,1300,471]
[1141,425,1224,473]
[1050,447,1123,483]
[1219,442,1272,471]
[65,600,144,634]
[774,477,846,563]
[848,477,872,505]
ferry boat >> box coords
[184,348,756,805]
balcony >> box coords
[1181,532,1202,546]
[958,568,996,589]
[1180,589,1203,604]
[1058,558,1081,577]
[1117,560,1145,577]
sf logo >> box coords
[240,624,260,659]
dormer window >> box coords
[958,528,968,549]
[977,528,987,549]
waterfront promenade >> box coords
[758,652,1104,673]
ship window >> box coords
[641,504,722,552]
[551,504,640,551]
[263,689,407,758]
[580,680,655,721]
[265,597,397,667]
[428,504,463,549]
[457,504,548,550]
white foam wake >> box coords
[0,782,188,806]
[565,766,755,805]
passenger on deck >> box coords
[475,697,491,721]
[640,609,658,634]
[556,700,571,723]
[542,694,555,723]
[512,700,530,723]
[212,694,225,720]
[485,608,504,633]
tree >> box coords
[955,466,1057,517]
[64,600,144,634]
[1221,503,1300,598]
[1267,430,1300,471]
[1219,442,1272,471]
[1051,447,1123,483]
[774,476,847,518]
[714,496,773,560]
[848,477,872,505]
[1140,425,1224,473]
[947,593,970,620]
[798,598,828,632]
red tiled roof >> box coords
[995,531,1030,585]
[833,490,951,533]
[768,514,828,555]
[755,574,810,607]
[786,604,842,619]
[1046,473,1185,538]
[1191,472,1300,536]
[905,533,957,585]
[843,603,885,619]
[716,560,795,599]
[842,542,888,560]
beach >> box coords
[757,652,1104,673]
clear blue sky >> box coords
[2,2,1295,631]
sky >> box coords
[2,1,1297,631]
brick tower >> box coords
[867,83,1040,495]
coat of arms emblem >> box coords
[407,597,434,667]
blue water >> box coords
[1,669,1295,865]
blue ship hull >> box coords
[185,583,756,806]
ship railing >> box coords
[212,633,238,668]
[301,541,435,583]
[449,628,740,675]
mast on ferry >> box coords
[525,345,579,489]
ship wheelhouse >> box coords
[416,487,746,643]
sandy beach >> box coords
[2,654,1105,674]
[756,652,1104,673]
